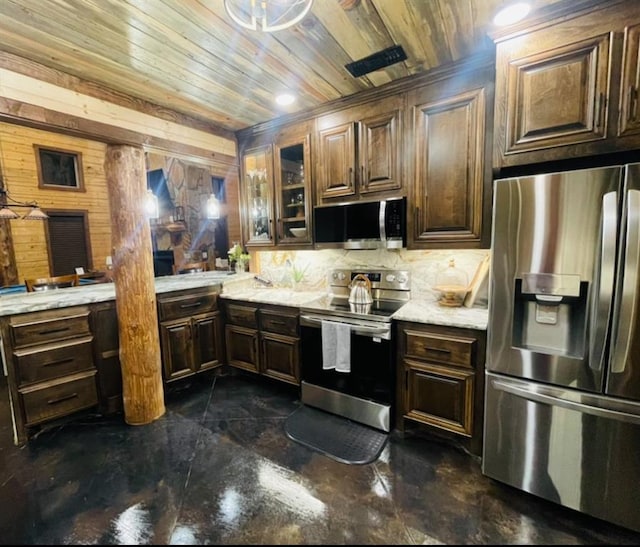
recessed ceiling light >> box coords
[493,2,531,26]
[275,93,296,106]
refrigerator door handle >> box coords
[590,191,618,371]
[610,189,640,373]
[491,377,640,425]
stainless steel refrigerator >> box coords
[483,163,640,533]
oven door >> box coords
[299,314,395,431]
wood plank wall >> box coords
[0,122,241,283]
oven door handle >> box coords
[300,314,391,339]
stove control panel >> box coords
[329,269,410,292]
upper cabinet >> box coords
[273,125,312,245]
[315,95,403,203]
[493,0,640,168]
[407,62,494,249]
[239,120,313,248]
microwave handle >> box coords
[379,200,387,243]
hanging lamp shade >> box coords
[224,0,314,32]
[22,206,49,220]
[0,205,20,220]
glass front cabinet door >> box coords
[242,145,275,246]
[274,132,312,245]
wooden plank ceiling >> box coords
[0,0,564,134]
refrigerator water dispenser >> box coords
[512,273,587,357]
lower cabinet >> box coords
[223,299,300,385]
[395,320,486,456]
[91,301,123,415]
[0,305,99,445]
[157,287,224,383]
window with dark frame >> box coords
[34,145,84,191]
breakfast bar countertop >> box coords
[0,270,243,317]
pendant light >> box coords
[224,0,314,32]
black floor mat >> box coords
[284,405,388,465]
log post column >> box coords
[104,144,165,425]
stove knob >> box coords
[397,274,408,284]
[336,271,347,281]
[385,274,396,283]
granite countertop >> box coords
[0,271,489,330]
[392,298,488,330]
[220,281,488,330]
[0,271,244,317]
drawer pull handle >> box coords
[424,347,451,354]
[43,358,74,367]
[269,320,286,325]
[180,301,203,308]
[40,327,69,335]
[47,392,78,405]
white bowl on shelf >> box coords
[289,227,307,238]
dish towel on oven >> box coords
[321,320,351,373]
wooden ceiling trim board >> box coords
[0,97,238,168]
[373,0,444,71]
[437,0,496,61]
[0,52,235,142]
[0,71,236,155]
[6,0,270,127]
[309,1,391,87]
[342,0,411,82]
[0,22,245,129]
[167,0,344,112]
[94,0,288,114]
[129,0,321,115]
[260,17,371,98]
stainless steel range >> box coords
[299,268,410,432]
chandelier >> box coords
[224,0,314,32]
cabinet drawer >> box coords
[20,371,98,426]
[225,303,259,328]
[14,336,95,386]
[404,330,475,368]
[11,309,91,348]
[259,309,298,336]
[158,292,218,321]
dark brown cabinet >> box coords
[407,61,493,249]
[316,95,403,202]
[396,321,486,456]
[239,120,313,248]
[157,287,224,383]
[493,0,640,167]
[0,306,98,445]
[258,305,300,385]
[223,299,300,385]
[91,300,122,415]
[223,301,260,373]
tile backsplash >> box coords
[254,248,490,307]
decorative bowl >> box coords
[290,227,307,238]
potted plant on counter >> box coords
[228,243,250,273]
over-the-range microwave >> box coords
[313,196,407,250]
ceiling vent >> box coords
[345,45,407,78]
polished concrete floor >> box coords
[1,369,640,545]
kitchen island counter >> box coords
[0,271,247,317]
